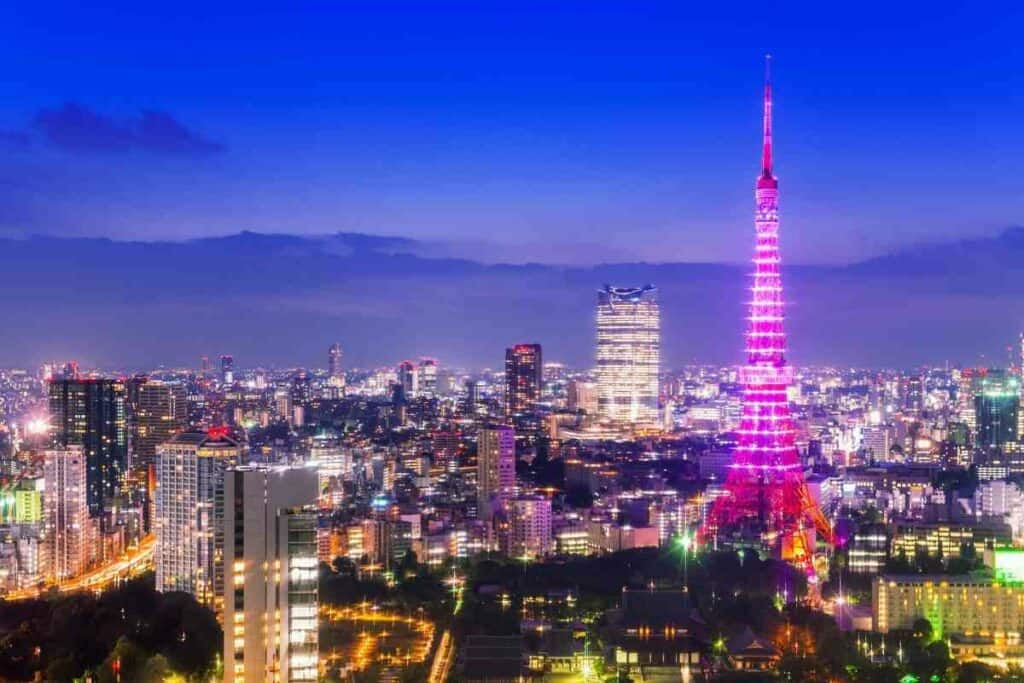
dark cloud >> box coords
[34,103,224,157]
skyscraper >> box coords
[477,425,515,519]
[397,360,417,398]
[418,358,439,397]
[327,343,345,392]
[328,343,343,379]
[155,430,242,606]
[129,378,188,474]
[903,375,924,415]
[701,60,833,573]
[595,285,660,425]
[48,378,128,520]
[41,446,89,582]
[975,370,1020,448]
[220,355,235,385]
[219,466,318,683]
[505,344,543,416]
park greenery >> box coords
[0,546,1019,681]
[0,574,220,682]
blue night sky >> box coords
[4,1,1024,265]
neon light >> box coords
[700,58,834,573]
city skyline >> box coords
[5,21,1024,678]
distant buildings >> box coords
[327,343,343,379]
[975,370,1020,448]
[477,425,515,520]
[889,520,1011,561]
[220,355,234,385]
[595,285,660,425]
[848,524,888,574]
[219,465,318,683]
[48,377,128,521]
[155,430,242,606]
[397,360,417,399]
[418,358,439,397]
[567,379,598,415]
[505,344,543,416]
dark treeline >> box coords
[0,574,220,682]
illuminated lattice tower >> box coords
[701,59,833,572]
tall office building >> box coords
[129,378,188,474]
[221,355,235,385]
[327,343,343,379]
[48,378,128,520]
[567,379,598,415]
[327,344,345,393]
[155,430,242,606]
[505,344,543,416]
[902,375,924,414]
[397,361,417,399]
[507,496,552,559]
[219,466,318,683]
[417,358,439,397]
[595,285,660,425]
[42,446,89,582]
[477,425,515,519]
[975,370,1020,448]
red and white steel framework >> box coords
[700,59,833,574]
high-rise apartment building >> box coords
[155,430,243,606]
[975,370,1020,448]
[595,285,660,425]
[129,378,188,474]
[219,466,318,683]
[505,344,542,416]
[48,378,128,520]
[42,446,89,582]
[507,496,552,559]
[477,425,515,519]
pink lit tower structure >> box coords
[701,58,833,573]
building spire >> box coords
[761,54,773,179]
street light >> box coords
[675,532,694,590]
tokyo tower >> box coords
[700,58,833,573]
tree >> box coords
[912,617,933,643]
[956,660,999,683]
[397,549,420,577]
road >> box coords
[3,535,155,601]
[427,630,454,683]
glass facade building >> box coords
[596,285,660,425]
[48,378,128,520]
